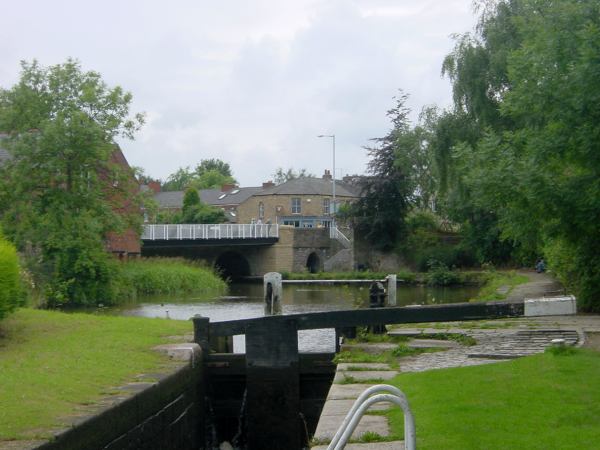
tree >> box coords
[162,166,195,191]
[440,0,600,309]
[190,169,236,190]
[181,187,227,224]
[347,93,414,251]
[272,167,314,185]
[162,159,236,191]
[195,158,233,178]
[0,59,144,306]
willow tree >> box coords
[0,59,144,305]
[441,0,600,309]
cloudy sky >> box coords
[0,0,477,186]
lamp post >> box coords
[317,134,335,223]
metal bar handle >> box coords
[328,384,415,450]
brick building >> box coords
[236,172,361,227]
[151,170,362,227]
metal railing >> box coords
[329,226,351,248]
[328,384,416,450]
[141,223,279,240]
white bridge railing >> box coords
[329,226,352,248]
[142,224,279,240]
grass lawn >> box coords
[0,308,192,441]
[387,348,600,449]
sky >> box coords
[0,0,478,187]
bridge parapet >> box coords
[142,223,279,240]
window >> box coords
[323,198,330,215]
[291,198,301,214]
[258,202,264,220]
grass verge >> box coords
[0,308,192,441]
[470,270,529,302]
[387,348,600,449]
[334,346,443,368]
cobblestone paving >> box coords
[397,323,581,372]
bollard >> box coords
[386,274,397,306]
[369,282,386,334]
[263,272,282,315]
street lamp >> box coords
[317,134,336,222]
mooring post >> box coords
[263,272,283,315]
[369,282,386,334]
[245,319,301,450]
[192,315,210,353]
[386,274,397,306]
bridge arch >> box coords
[306,252,321,274]
[215,251,251,279]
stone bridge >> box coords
[141,224,353,277]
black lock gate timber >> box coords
[193,300,524,450]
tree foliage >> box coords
[272,167,315,185]
[0,233,23,319]
[0,59,144,306]
[347,93,415,251]
[440,0,600,308]
[162,159,236,191]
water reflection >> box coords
[103,282,479,353]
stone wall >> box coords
[36,345,204,450]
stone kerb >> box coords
[35,344,205,450]
[524,295,577,316]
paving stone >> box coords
[405,339,459,349]
[312,442,405,450]
[327,384,376,400]
[336,363,393,371]
[388,328,467,337]
[313,414,389,441]
[334,370,398,383]
[341,343,398,353]
[320,399,393,416]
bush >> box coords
[544,237,600,312]
[425,260,461,286]
[403,210,478,270]
[0,237,23,319]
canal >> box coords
[104,281,480,353]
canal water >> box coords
[103,282,479,353]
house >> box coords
[236,171,361,227]
[151,170,362,226]
[152,184,264,223]
[103,147,142,258]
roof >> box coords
[154,186,264,209]
[255,177,360,198]
[200,186,264,206]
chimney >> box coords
[221,183,237,192]
[147,181,161,193]
[262,181,275,189]
[322,169,332,180]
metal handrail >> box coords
[141,223,279,240]
[327,384,415,450]
[329,226,351,248]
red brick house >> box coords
[103,147,142,258]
